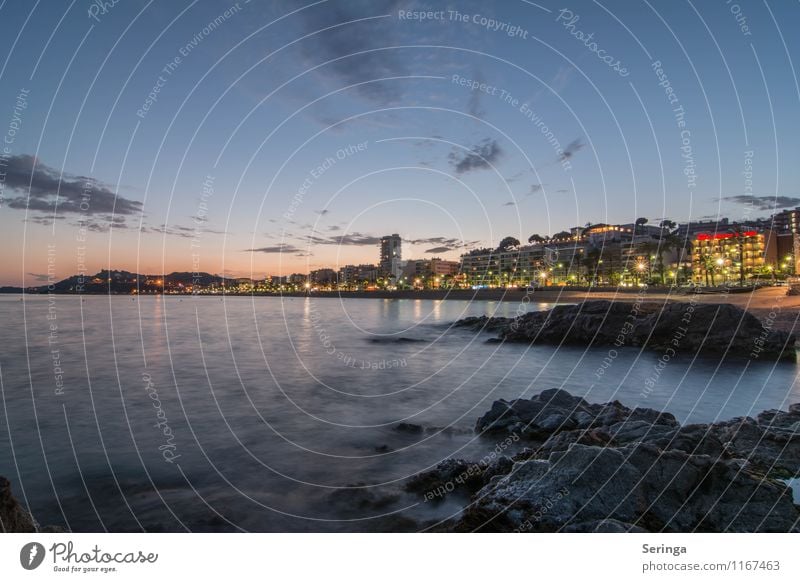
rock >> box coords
[475,388,676,441]
[452,315,512,333]
[457,442,799,532]
[455,300,796,361]
[414,389,800,532]
[0,476,37,533]
[708,415,800,477]
[394,422,424,434]
[404,460,484,499]
[564,519,648,533]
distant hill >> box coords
[0,269,239,294]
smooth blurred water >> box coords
[1,294,798,531]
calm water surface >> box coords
[1,295,798,531]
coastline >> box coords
[7,286,797,332]
[256,287,800,333]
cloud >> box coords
[722,195,800,211]
[248,244,304,253]
[529,184,543,195]
[559,139,584,162]
[503,201,516,207]
[449,138,503,174]
[2,154,142,215]
[406,236,480,251]
[27,272,51,282]
[296,0,405,104]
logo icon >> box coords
[20,542,46,570]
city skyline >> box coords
[2,1,800,286]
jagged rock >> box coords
[404,459,485,499]
[475,388,678,440]
[0,476,37,533]
[413,389,800,532]
[458,443,799,532]
[457,300,796,361]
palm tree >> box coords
[701,254,717,286]
[582,247,601,285]
[728,226,748,286]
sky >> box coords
[0,0,798,285]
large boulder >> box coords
[456,300,796,361]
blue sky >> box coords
[0,0,798,284]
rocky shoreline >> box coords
[405,389,800,532]
[0,476,62,533]
[454,300,797,361]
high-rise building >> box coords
[691,228,777,284]
[379,234,402,279]
[771,207,800,234]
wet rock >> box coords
[458,442,799,532]
[0,476,36,533]
[414,389,800,532]
[456,300,796,361]
[394,422,424,434]
[475,388,677,440]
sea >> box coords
[1,294,798,531]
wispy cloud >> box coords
[425,246,452,254]
[248,243,304,254]
[2,154,142,215]
[559,139,584,162]
[722,195,800,211]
